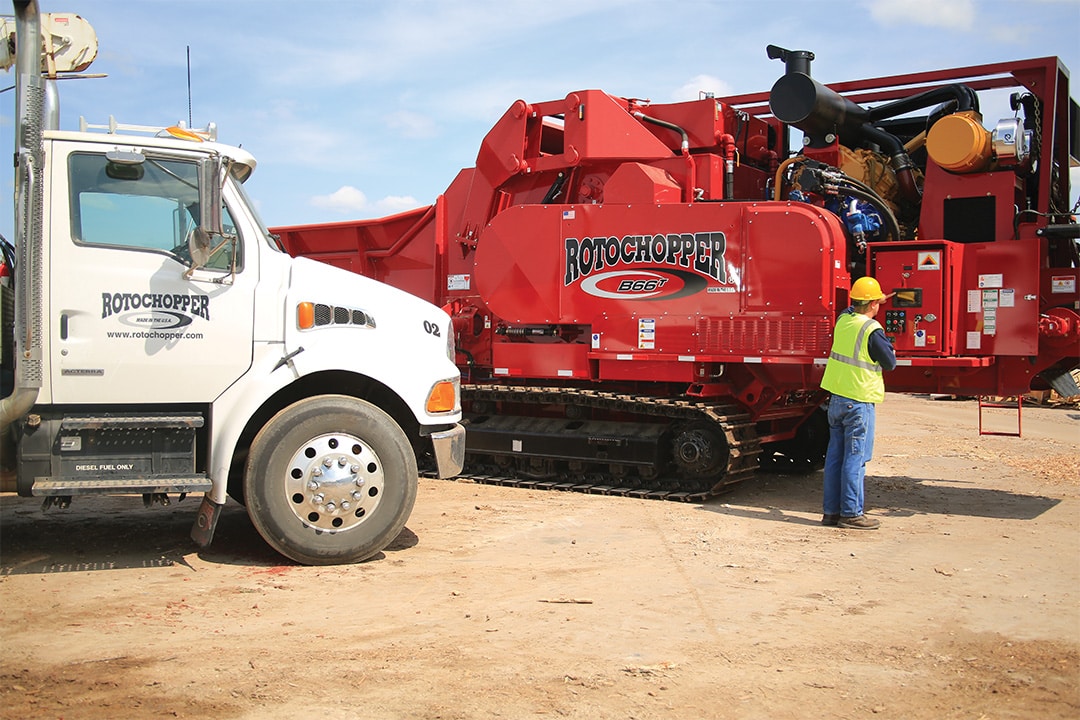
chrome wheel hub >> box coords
[285,433,384,531]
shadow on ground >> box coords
[0,493,417,576]
[703,470,1061,525]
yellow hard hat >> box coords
[850,276,887,301]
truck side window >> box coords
[67,152,243,271]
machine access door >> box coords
[959,239,1041,357]
[46,146,256,404]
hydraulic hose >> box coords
[719,133,736,201]
[773,156,807,201]
[771,157,901,244]
[632,112,696,202]
[830,181,902,243]
[633,111,689,152]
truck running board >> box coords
[31,475,212,496]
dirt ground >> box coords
[0,393,1077,720]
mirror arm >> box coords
[184,233,237,281]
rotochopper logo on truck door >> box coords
[101,291,210,329]
[564,231,729,300]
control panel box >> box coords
[871,241,954,355]
[871,239,1041,358]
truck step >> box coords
[59,414,205,430]
[31,475,211,496]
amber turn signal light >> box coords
[297,302,315,329]
[426,380,457,414]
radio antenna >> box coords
[186,45,193,128]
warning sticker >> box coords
[967,290,981,313]
[917,251,941,271]
[1051,275,1076,294]
[638,318,655,350]
[447,274,471,291]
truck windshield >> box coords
[231,176,285,254]
[68,152,242,271]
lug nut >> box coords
[338,456,348,467]
[323,458,333,468]
[308,480,320,490]
[325,502,336,512]
[313,468,323,477]
[313,493,324,504]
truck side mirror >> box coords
[198,156,224,237]
[184,156,235,280]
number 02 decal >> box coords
[423,320,441,337]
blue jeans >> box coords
[823,395,876,517]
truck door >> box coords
[47,146,256,404]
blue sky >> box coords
[2,0,1079,242]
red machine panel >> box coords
[871,241,955,355]
[489,341,590,380]
[919,164,1024,244]
[959,239,1040,357]
[472,200,845,363]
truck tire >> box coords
[244,395,417,565]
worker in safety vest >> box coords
[820,276,896,530]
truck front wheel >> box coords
[244,395,418,565]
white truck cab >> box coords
[0,1,464,564]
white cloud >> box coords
[671,75,734,103]
[309,187,424,216]
[374,195,424,214]
[311,186,369,213]
[865,0,976,30]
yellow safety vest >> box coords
[821,312,885,403]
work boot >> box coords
[839,514,880,530]
[821,514,840,526]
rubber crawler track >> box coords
[448,385,763,502]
